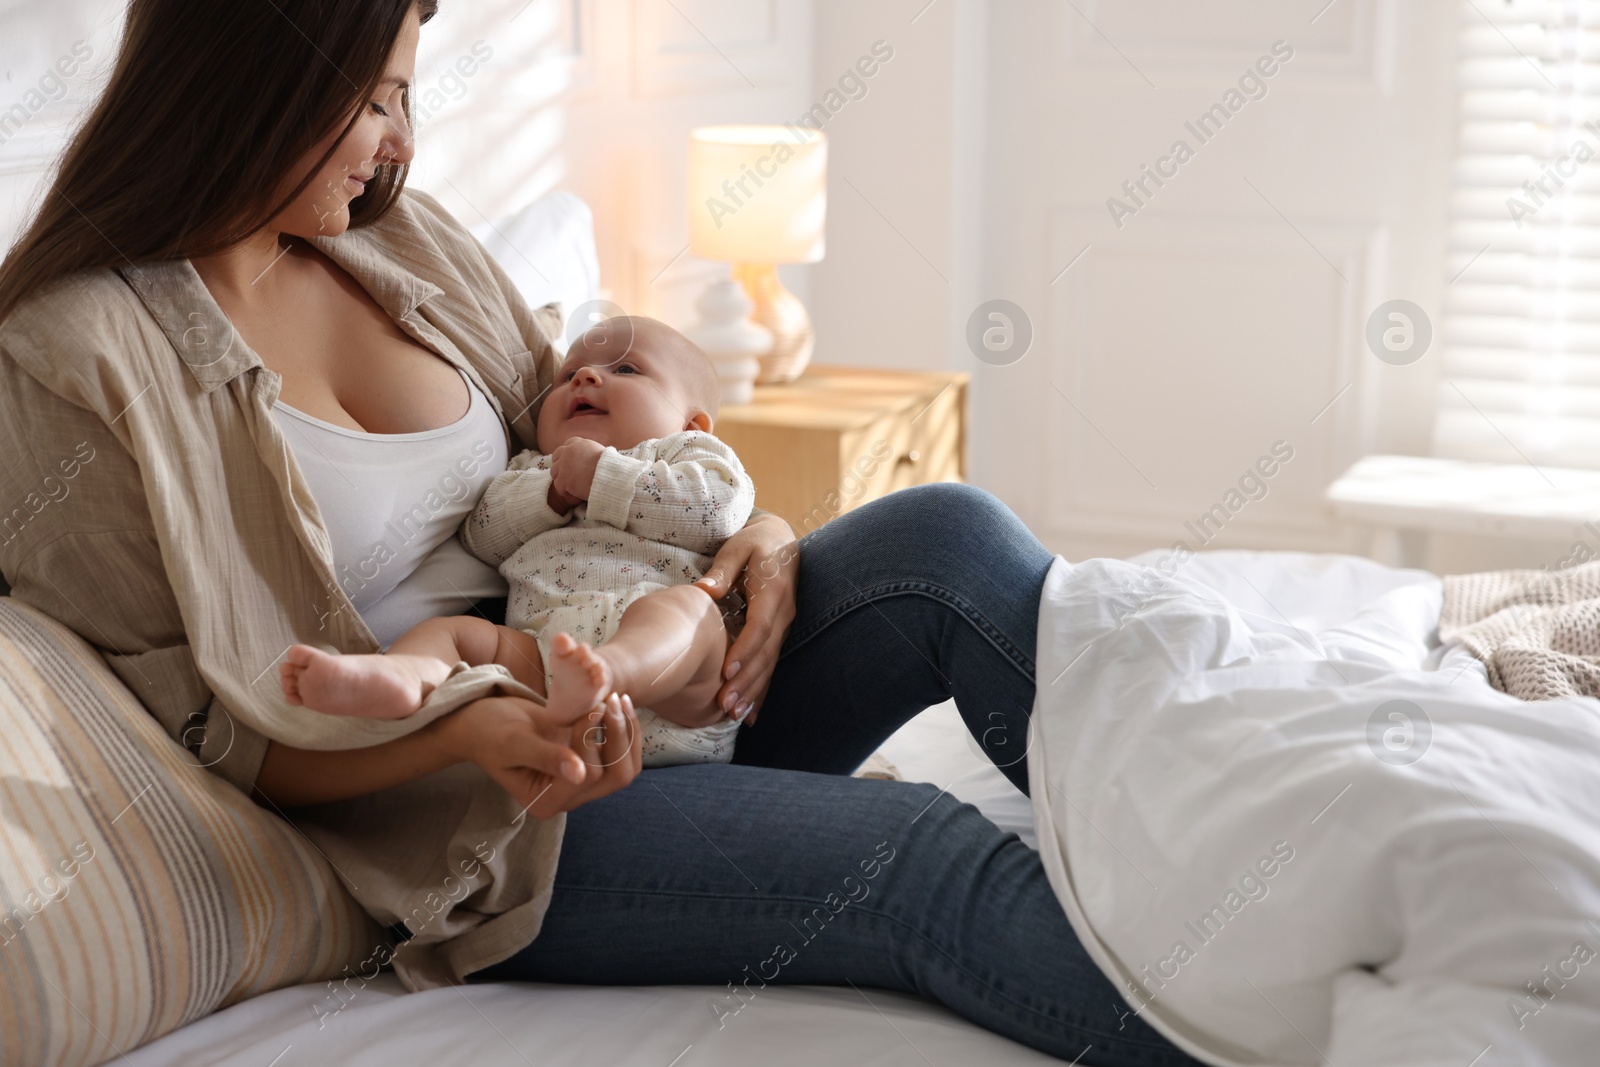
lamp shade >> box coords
[689,125,826,264]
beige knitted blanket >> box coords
[1440,562,1600,701]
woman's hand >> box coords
[519,693,643,820]
[694,511,798,726]
[433,690,641,818]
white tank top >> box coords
[273,365,509,648]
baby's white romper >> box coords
[461,430,756,766]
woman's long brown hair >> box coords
[0,0,439,324]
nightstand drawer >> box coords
[886,375,964,495]
[714,366,969,535]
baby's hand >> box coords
[549,437,606,504]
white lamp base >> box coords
[683,278,771,406]
[733,262,814,384]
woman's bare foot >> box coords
[280,644,429,720]
[545,632,618,725]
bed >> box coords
[115,548,1464,1066]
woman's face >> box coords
[272,6,421,241]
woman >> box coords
[0,2,1199,1063]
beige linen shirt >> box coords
[0,187,571,988]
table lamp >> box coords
[687,124,827,386]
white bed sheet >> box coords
[127,550,1420,1067]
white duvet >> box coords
[1031,552,1600,1066]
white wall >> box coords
[409,0,816,329]
[809,0,1464,563]
[8,1,1522,569]
[0,0,818,336]
[0,0,122,254]
[805,0,979,376]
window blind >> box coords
[1435,0,1600,468]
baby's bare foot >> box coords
[280,644,425,720]
[545,632,615,725]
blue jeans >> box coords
[469,485,1201,1065]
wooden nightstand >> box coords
[713,365,970,535]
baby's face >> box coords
[536,319,709,453]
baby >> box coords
[279,315,755,766]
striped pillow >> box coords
[0,597,385,1066]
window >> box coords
[1435,0,1600,468]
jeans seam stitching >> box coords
[784,582,1036,680]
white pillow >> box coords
[469,190,600,355]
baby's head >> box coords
[536,315,721,454]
